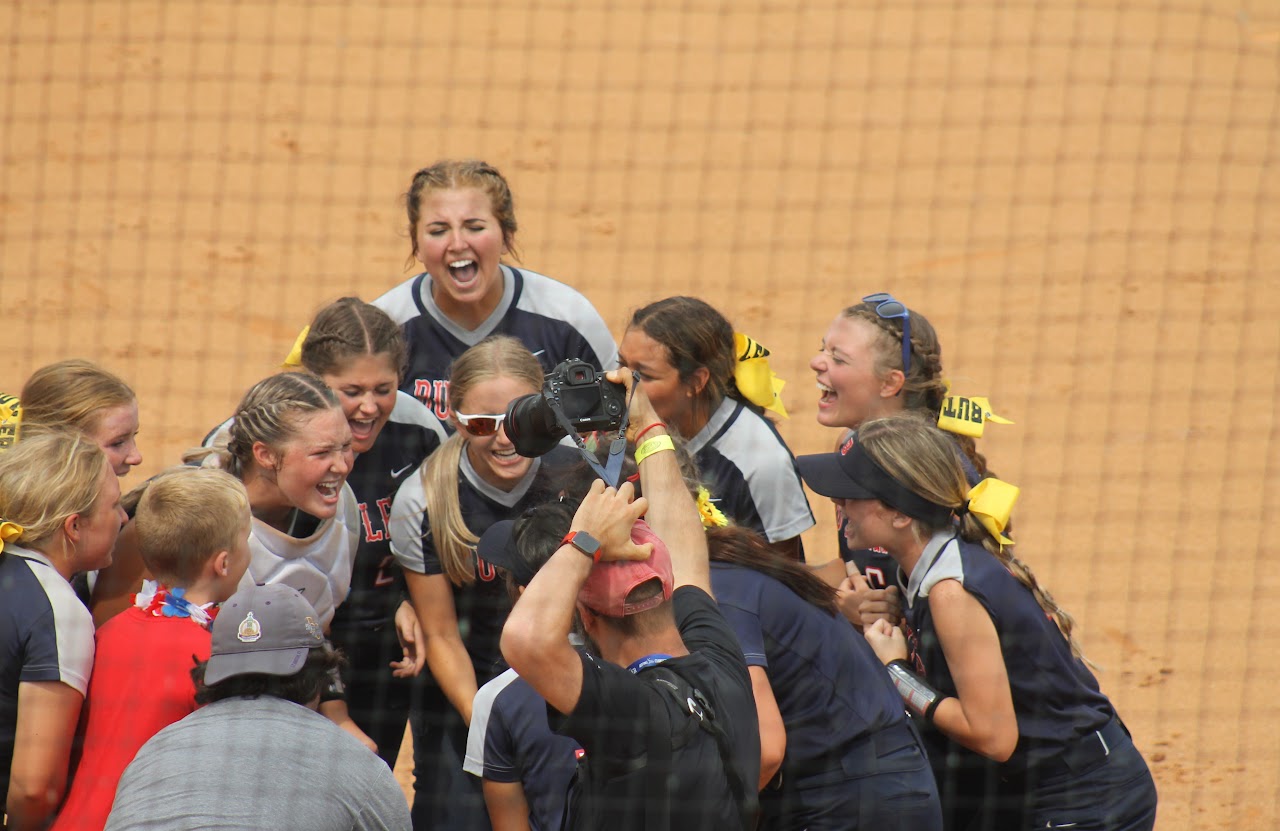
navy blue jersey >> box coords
[709,562,906,775]
[840,432,983,583]
[374,265,619,420]
[1,546,95,798]
[389,446,576,680]
[465,668,582,831]
[332,393,448,630]
[689,400,815,547]
[901,531,1114,776]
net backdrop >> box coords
[2,1,1278,827]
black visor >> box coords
[796,435,953,526]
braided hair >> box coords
[404,159,520,267]
[300,297,405,381]
[843,301,991,478]
[185,371,339,479]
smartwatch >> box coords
[561,530,603,563]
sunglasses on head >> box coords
[455,412,506,436]
[862,292,912,387]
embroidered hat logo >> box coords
[237,611,262,643]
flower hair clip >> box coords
[696,487,729,529]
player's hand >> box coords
[863,618,909,666]
[570,479,652,563]
[320,699,379,754]
[836,571,903,631]
[391,599,425,678]
[605,368,661,436]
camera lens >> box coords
[504,393,565,458]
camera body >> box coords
[505,359,627,457]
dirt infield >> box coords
[3,1,1278,826]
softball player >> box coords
[188,370,380,750]
[388,336,575,830]
[375,159,618,421]
[619,296,815,561]
[809,293,1002,626]
[18,359,143,622]
[1,431,125,829]
[798,415,1157,830]
[706,525,942,831]
[20,359,143,478]
[293,297,449,767]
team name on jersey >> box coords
[413,379,452,419]
[357,497,393,543]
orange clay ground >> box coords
[2,2,1277,827]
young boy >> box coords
[51,467,251,831]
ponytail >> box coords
[422,434,478,586]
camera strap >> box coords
[548,387,633,488]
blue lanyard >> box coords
[627,653,673,674]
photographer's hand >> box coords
[569,479,653,563]
[605,368,662,439]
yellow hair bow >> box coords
[282,326,311,369]
[733,333,788,419]
[938,395,1013,439]
[696,487,729,529]
[0,393,21,452]
[0,520,24,555]
[964,478,1019,547]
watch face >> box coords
[569,531,600,556]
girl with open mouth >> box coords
[371,159,618,423]
[388,335,578,830]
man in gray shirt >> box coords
[105,583,409,831]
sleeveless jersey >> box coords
[901,530,1114,776]
[840,432,984,585]
[373,265,619,420]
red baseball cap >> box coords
[577,519,674,617]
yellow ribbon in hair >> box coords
[0,520,24,555]
[696,487,729,529]
[938,395,1013,439]
[733,333,788,419]
[0,393,22,452]
[965,477,1019,547]
[282,326,310,368]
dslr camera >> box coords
[505,359,627,457]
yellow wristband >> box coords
[635,434,675,465]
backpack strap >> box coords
[644,664,755,830]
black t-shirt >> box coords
[554,586,760,830]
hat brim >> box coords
[204,645,313,685]
[476,519,536,587]
[795,452,878,500]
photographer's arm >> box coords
[610,370,711,593]
[501,481,651,715]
